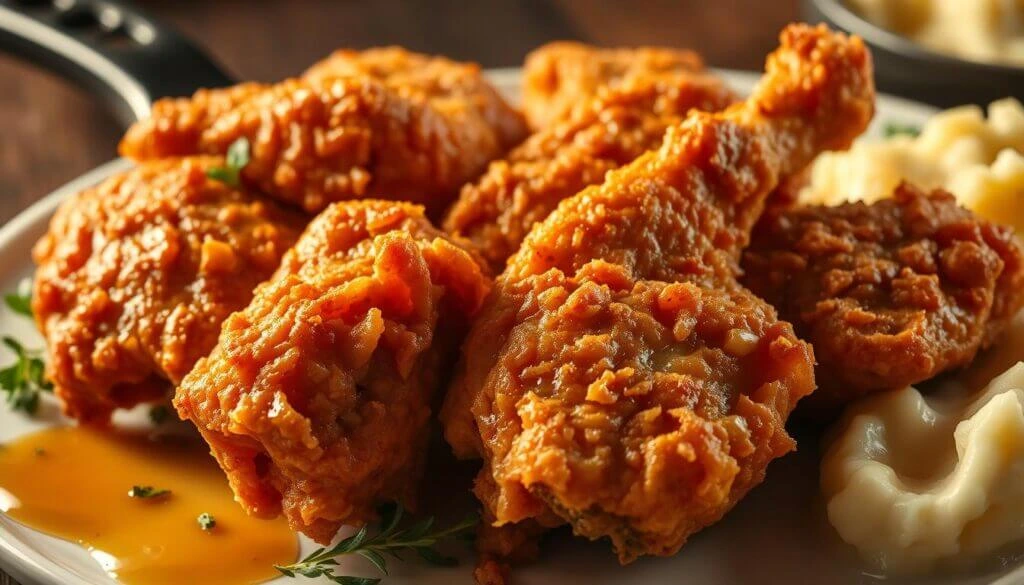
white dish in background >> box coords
[4,70,1014,585]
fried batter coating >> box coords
[31,158,305,424]
[303,46,528,149]
[120,50,525,214]
[444,73,738,273]
[742,183,1024,411]
[114,83,266,163]
[174,201,491,544]
[522,41,706,129]
[441,23,874,570]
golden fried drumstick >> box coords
[742,183,1024,411]
[444,72,738,273]
[522,41,705,129]
[174,201,491,544]
[32,158,305,424]
[120,49,526,214]
[441,23,874,571]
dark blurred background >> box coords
[0,0,799,225]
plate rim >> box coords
[2,68,1000,585]
[0,158,135,585]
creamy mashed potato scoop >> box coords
[822,362,1024,573]
[803,98,1024,237]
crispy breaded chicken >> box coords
[444,73,738,273]
[120,49,526,215]
[32,158,305,424]
[743,183,1024,412]
[174,201,491,544]
[522,41,705,129]
[303,46,527,149]
[441,23,874,574]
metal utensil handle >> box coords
[0,0,234,126]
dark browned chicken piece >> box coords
[32,157,305,424]
[442,24,874,578]
[444,72,738,273]
[742,183,1024,411]
[120,49,526,215]
[174,201,491,544]
[522,41,705,129]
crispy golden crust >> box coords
[303,46,528,149]
[174,201,491,544]
[121,51,525,215]
[114,83,267,161]
[444,74,738,273]
[453,269,814,560]
[522,41,706,129]
[31,157,305,424]
[742,183,1024,411]
[442,24,874,568]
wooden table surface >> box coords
[0,1,798,583]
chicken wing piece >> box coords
[444,72,738,273]
[32,157,306,424]
[174,201,491,544]
[441,23,874,569]
[302,46,527,149]
[522,41,705,129]
[120,50,526,215]
[742,183,1024,412]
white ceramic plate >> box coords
[3,69,1014,585]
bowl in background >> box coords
[802,0,1024,107]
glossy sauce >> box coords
[0,426,297,585]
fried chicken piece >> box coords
[31,158,305,424]
[120,50,526,215]
[115,83,267,162]
[742,183,1024,411]
[174,201,491,543]
[441,23,874,571]
[522,41,705,129]
[444,72,738,273]
[303,46,528,149]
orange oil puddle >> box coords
[0,426,297,585]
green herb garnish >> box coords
[149,405,171,425]
[205,137,251,187]
[275,504,477,584]
[197,513,216,531]
[3,292,31,318]
[0,337,52,415]
[128,485,171,499]
[883,122,921,138]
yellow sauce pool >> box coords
[0,426,297,585]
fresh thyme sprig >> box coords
[1,283,52,415]
[275,504,477,585]
[205,137,251,187]
[0,336,52,415]
[883,121,921,138]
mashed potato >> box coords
[816,96,1024,573]
[847,0,1024,66]
[821,361,1024,573]
[802,98,1024,236]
